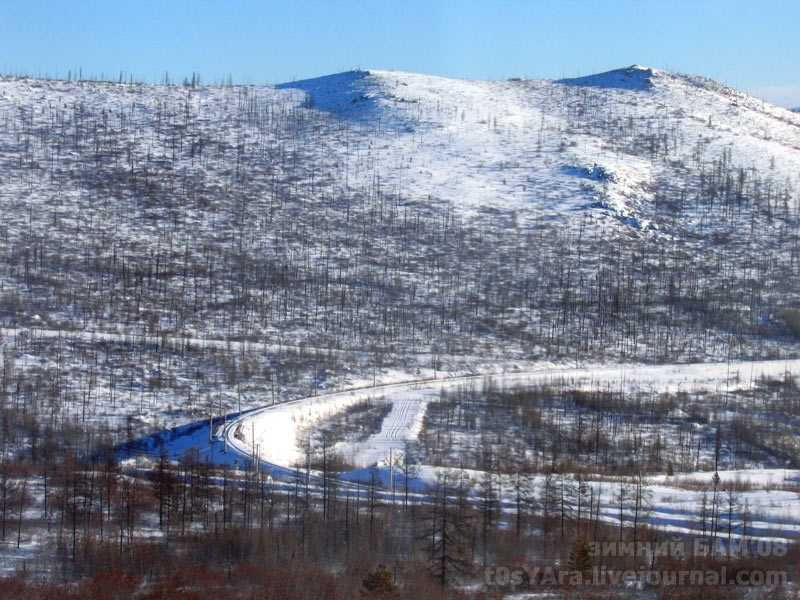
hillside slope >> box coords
[0,66,799,435]
[280,65,800,228]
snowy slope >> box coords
[279,65,800,231]
[3,67,800,576]
[1,65,799,444]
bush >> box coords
[362,563,397,596]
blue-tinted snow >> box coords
[557,64,655,91]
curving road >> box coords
[223,358,800,471]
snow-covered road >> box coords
[332,389,434,468]
[224,358,800,471]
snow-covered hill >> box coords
[0,66,799,436]
[2,65,800,588]
[277,65,800,231]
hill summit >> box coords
[272,64,800,233]
[557,64,656,90]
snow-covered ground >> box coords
[1,65,800,578]
[332,389,432,468]
[220,359,800,541]
[279,66,800,232]
[226,358,800,469]
[1,65,799,440]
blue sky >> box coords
[1,0,799,107]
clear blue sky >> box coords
[2,0,799,107]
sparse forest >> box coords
[0,66,799,597]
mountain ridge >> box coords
[275,64,799,116]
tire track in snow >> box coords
[385,397,413,440]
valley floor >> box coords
[218,358,800,542]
